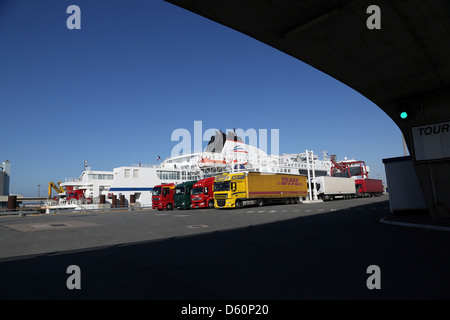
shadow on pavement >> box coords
[1,199,450,300]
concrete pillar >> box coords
[391,89,450,218]
[120,195,126,207]
[130,194,135,204]
[100,195,105,204]
[7,195,16,211]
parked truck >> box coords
[311,176,356,201]
[355,178,383,197]
[330,156,384,198]
[191,177,215,208]
[214,172,307,209]
[174,180,197,209]
[152,183,175,210]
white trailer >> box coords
[312,176,356,201]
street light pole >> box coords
[306,150,312,201]
[311,150,318,201]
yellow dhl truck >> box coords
[213,172,307,208]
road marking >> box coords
[175,214,191,217]
[281,210,288,212]
[331,209,337,212]
[257,211,265,213]
[187,224,209,229]
[154,213,168,216]
[246,211,255,213]
[269,210,277,213]
[294,209,300,212]
[305,209,312,212]
[318,209,324,212]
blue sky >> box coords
[1,0,405,196]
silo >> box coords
[0,161,10,196]
[0,171,4,196]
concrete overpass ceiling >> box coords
[167,0,450,106]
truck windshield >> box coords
[152,187,162,196]
[175,186,185,195]
[192,187,203,195]
[214,181,230,192]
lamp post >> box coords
[306,150,312,201]
[310,150,318,201]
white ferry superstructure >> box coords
[62,168,114,199]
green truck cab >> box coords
[174,180,197,209]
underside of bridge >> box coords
[166,0,450,218]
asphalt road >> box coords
[1,195,450,300]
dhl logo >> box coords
[278,177,302,185]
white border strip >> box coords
[380,217,450,232]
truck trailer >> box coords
[312,176,356,201]
[355,178,384,197]
[214,172,307,209]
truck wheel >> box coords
[257,199,264,207]
[235,200,243,209]
[208,200,214,208]
[167,203,173,210]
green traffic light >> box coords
[400,111,408,119]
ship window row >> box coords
[256,168,294,173]
[88,174,114,180]
[180,171,201,180]
[155,170,201,181]
[283,163,307,168]
[157,170,180,180]
[276,168,292,173]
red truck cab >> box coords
[191,177,215,208]
[61,189,88,204]
[152,183,175,210]
[66,189,85,201]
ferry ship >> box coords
[43,131,364,211]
